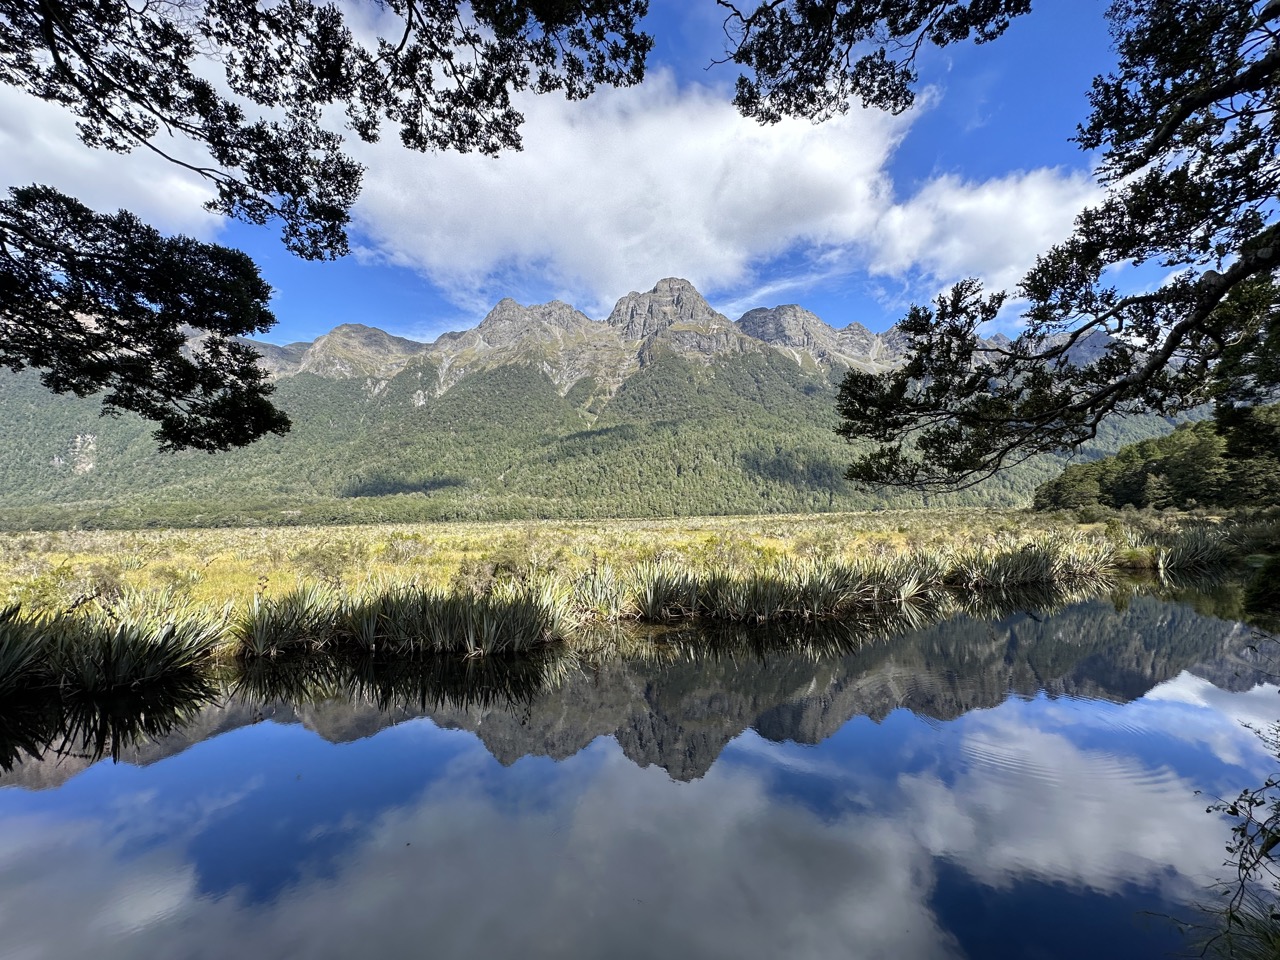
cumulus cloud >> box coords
[349,70,913,316]
[349,71,1099,318]
[0,56,1099,323]
[868,167,1102,293]
[0,86,222,238]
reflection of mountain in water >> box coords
[1,593,1270,789]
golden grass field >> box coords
[0,509,1085,612]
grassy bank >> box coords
[5,508,1273,608]
[0,508,1273,698]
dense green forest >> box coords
[1034,405,1280,512]
[0,347,1179,530]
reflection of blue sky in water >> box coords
[0,668,1276,960]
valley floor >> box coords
[1,507,1271,614]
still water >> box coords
[1,589,1276,959]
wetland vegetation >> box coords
[0,509,1275,700]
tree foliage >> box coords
[0,0,652,449]
[0,184,290,451]
[832,0,1280,488]
[1033,405,1280,513]
[5,0,1274,467]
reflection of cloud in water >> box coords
[904,713,1224,896]
[1140,673,1280,766]
[0,814,197,957]
[0,677,1276,959]
[0,756,961,960]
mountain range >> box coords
[0,278,1169,528]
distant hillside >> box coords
[0,279,1177,528]
[1034,404,1280,512]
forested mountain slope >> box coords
[0,280,1176,528]
[1034,405,1280,512]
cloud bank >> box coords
[0,65,1100,321]
[350,70,1101,316]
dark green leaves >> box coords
[834,0,1280,488]
[0,185,290,451]
[721,0,1033,121]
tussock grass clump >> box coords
[46,607,223,694]
[232,579,572,660]
[571,564,634,621]
[0,604,49,696]
[233,583,339,658]
[1155,526,1232,573]
[631,560,699,621]
[615,537,1119,626]
[0,590,224,697]
[945,536,1116,589]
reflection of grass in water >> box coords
[231,647,575,714]
[0,673,219,771]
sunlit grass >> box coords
[0,508,1266,687]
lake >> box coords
[1,586,1276,959]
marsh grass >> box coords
[0,509,1265,679]
[1154,526,1233,573]
[231,577,572,660]
[0,603,47,697]
[0,589,223,697]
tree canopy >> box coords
[3,0,1274,467]
[1,0,652,449]
[835,0,1280,488]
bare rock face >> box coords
[737,304,829,349]
[425,297,636,394]
[837,321,880,357]
[245,340,309,377]
[296,324,428,380]
[606,278,731,340]
[738,305,902,371]
[234,277,928,396]
[474,298,598,349]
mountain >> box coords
[0,279,1177,528]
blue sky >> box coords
[0,1,1118,345]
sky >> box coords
[0,1,1119,345]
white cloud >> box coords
[0,57,1100,324]
[868,167,1101,294]
[350,70,911,316]
[349,71,1100,318]
[0,86,222,238]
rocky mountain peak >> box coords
[606,277,730,341]
[474,298,595,348]
[298,324,427,379]
[736,304,832,350]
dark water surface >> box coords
[1,591,1277,959]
